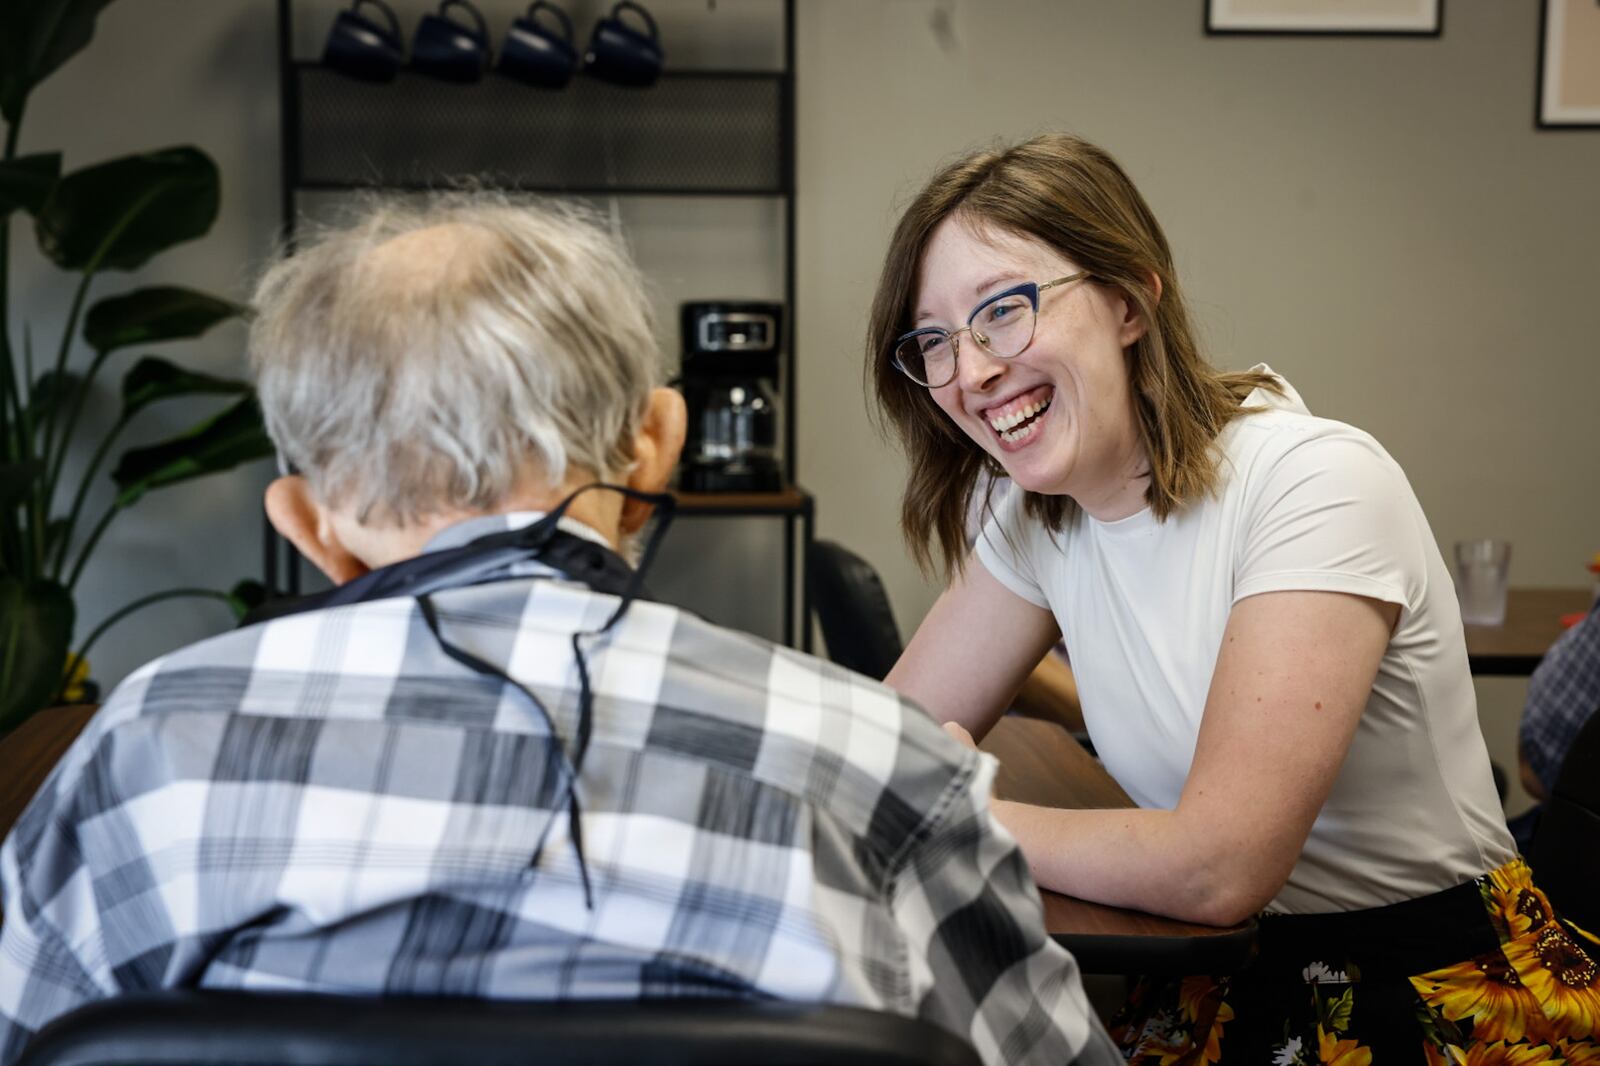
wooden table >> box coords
[1465,587,1592,676]
[1,705,1250,975]
[982,716,1257,975]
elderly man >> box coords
[0,199,1117,1066]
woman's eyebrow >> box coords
[913,273,1026,323]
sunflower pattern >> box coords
[1412,861,1600,1061]
[1112,860,1599,1063]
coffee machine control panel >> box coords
[696,311,778,353]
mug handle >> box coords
[352,0,401,41]
[526,1,575,45]
[609,0,660,42]
[440,0,490,43]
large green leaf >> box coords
[0,0,118,125]
[0,153,61,217]
[34,147,219,273]
[0,576,74,734]
[110,395,273,507]
[85,286,245,354]
[120,356,251,419]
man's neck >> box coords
[337,478,623,571]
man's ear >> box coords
[264,476,370,585]
[621,387,688,534]
[1117,271,1163,348]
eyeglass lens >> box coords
[895,291,1036,387]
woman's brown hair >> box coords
[867,133,1280,579]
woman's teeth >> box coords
[989,398,1051,443]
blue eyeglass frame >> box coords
[891,271,1091,388]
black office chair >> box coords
[1526,703,1600,933]
[15,992,982,1066]
[808,540,905,681]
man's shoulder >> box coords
[613,602,977,858]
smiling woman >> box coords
[866,133,1600,1063]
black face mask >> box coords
[255,484,679,908]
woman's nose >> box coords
[956,333,1008,391]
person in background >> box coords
[867,132,1600,1061]
[1511,602,1600,850]
[0,197,1119,1066]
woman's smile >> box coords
[981,384,1055,449]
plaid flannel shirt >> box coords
[0,512,1116,1066]
[1521,603,1600,791]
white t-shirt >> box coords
[975,367,1516,914]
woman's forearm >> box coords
[990,800,1272,926]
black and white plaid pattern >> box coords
[1520,603,1600,791]
[0,513,1115,1065]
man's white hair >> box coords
[249,195,660,526]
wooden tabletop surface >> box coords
[1464,587,1592,676]
[1,704,1253,973]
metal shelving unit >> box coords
[270,0,812,649]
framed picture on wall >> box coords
[1538,0,1600,128]
[1206,0,1443,36]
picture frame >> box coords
[1206,0,1443,36]
[1538,0,1600,128]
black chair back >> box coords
[16,991,981,1066]
[1528,701,1600,932]
[807,540,904,680]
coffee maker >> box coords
[678,301,783,493]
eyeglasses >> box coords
[891,272,1091,389]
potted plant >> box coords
[1,0,274,735]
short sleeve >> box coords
[1232,425,1420,613]
[971,487,1051,609]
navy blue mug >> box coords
[411,0,492,84]
[322,0,404,83]
[584,1,664,88]
[497,2,578,89]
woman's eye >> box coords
[921,334,949,354]
[980,297,1028,325]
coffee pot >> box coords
[679,302,783,493]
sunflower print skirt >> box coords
[1110,858,1600,1064]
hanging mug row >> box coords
[324,0,664,88]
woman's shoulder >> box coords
[1221,369,1400,482]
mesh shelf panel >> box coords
[293,66,785,194]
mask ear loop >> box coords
[414,482,678,911]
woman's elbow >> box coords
[1183,886,1269,927]
[1172,855,1282,926]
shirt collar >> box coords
[419,511,614,556]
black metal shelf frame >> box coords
[270,0,810,651]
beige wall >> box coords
[794,0,1600,814]
[15,0,1596,808]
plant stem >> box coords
[71,586,231,678]
[1,112,22,581]
[39,183,167,514]
[64,501,119,592]
[41,347,109,514]
[52,413,127,578]
[37,268,94,476]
